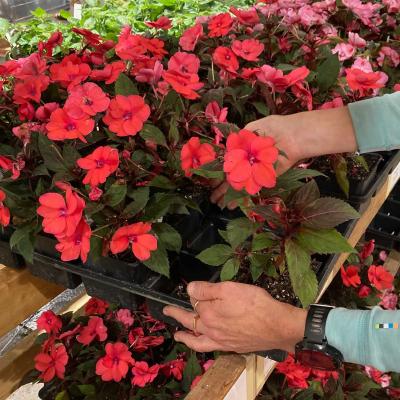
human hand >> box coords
[163,281,307,353]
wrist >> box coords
[279,303,307,353]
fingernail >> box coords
[174,333,181,342]
[163,306,169,316]
[187,282,194,296]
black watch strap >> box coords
[305,304,334,344]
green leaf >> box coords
[16,234,34,263]
[62,144,81,170]
[302,197,359,229]
[123,187,149,217]
[104,183,127,207]
[285,239,318,307]
[278,168,325,183]
[152,223,182,252]
[220,258,240,281]
[295,228,356,254]
[218,229,229,243]
[38,134,67,173]
[78,385,95,396]
[252,232,274,251]
[140,124,167,147]
[293,389,315,400]
[196,244,233,266]
[316,53,340,91]
[192,160,224,180]
[31,7,47,17]
[249,253,270,281]
[333,155,349,197]
[291,180,320,209]
[143,244,170,277]
[148,176,176,189]
[32,164,50,177]
[252,101,270,116]
[55,391,69,400]
[169,116,180,146]
[226,217,257,248]
[115,73,138,95]
[223,186,248,207]
[182,352,202,392]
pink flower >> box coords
[348,32,366,48]
[379,250,388,261]
[89,186,103,201]
[131,361,160,387]
[379,290,398,310]
[179,24,203,52]
[332,43,355,61]
[377,47,400,68]
[320,97,344,110]
[365,366,391,388]
[256,65,287,93]
[77,316,108,345]
[115,309,134,327]
[205,101,228,123]
[168,52,200,75]
[135,60,164,85]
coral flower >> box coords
[131,361,160,387]
[77,316,108,345]
[205,101,228,123]
[55,218,92,263]
[13,78,49,104]
[103,95,150,137]
[340,265,361,287]
[37,310,62,335]
[110,222,157,261]
[213,47,239,73]
[46,108,95,142]
[65,83,110,118]
[359,239,375,261]
[181,137,216,177]
[256,65,287,93]
[162,359,185,380]
[85,298,109,316]
[229,6,260,26]
[208,13,233,37]
[34,344,68,382]
[346,68,386,95]
[0,189,10,227]
[77,146,119,187]
[224,130,278,195]
[90,61,126,84]
[95,342,134,382]
[168,52,200,75]
[163,70,204,100]
[35,102,59,121]
[276,354,311,389]
[368,265,394,291]
[37,189,85,237]
[145,16,172,30]
[232,39,264,61]
[179,24,203,51]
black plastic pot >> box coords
[0,240,24,269]
[365,213,400,251]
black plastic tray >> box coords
[365,213,400,251]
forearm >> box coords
[326,307,400,372]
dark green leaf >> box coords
[295,228,355,254]
[78,385,95,396]
[196,244,233,266]
[278,168,325,187]
[55,391,69,400]
[104,183,127,207]
[147,176,176,190]
[220,258,240,281]
[223,186,248,207]
[192,159,224,180]
[334,156,349,197]
[252,232,275,251]
[32,164,50,177]
[140,124,167,147]
[143,244,170,277]
[226,217,257,248]
[302,197,359,229]
[291,180,320,209]
[252,101,270,116]
[285,239,318,307]
[182,352,202,392]
[293,389,315,400]
[152,223,182,252]
[316,53,340,91]
[249,253,270,281]
[115,73,139,95]
[169,117,180,146]
[63,144,81,170]
[123,187,149,217]
[38,134,67,173]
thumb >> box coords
[187,281,222,301]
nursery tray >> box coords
[365,212,400,251]
[0,227,25,269]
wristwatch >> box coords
[295,304,343,370]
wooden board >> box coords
[0,293,90,400]
[0,264,63,338]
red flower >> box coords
[358,285,372,298]
[181,137,216,177]
[77,316,108,345]
[39,31,63,57]
[162,359,185,380]
[213,47,239,73]
[168,52,200,75]
[37,310,62,335]
[292,82,313,111]
[103,95,150,137]
[340,265,361,288]
[128,328,164,352]
[13,53,48,80]
[285,66,310,86]
[131,361,160,387]
[179,24,203,52]
[96,342,134,382]
[50,54,91,90]
[13,78,49,104]
[37,188,85,237]
[146,16,172,30]
[346,68,385,95]
[35,102,59,121]
[90,61,126,84]
[163,70,204,100]
[77,146,119,187]
[65,83,110,118]
[85,298,109,315]
[224,129,278,195]
[0,190,10,227]
[368,265,394,291]
[46,108,95,142]
[230,6,260,26]
[276,354,311,389]
[311,369,339,386]
[135,60,164,85]
[58,324,81,341]
[55,218,92,263]
[18,102,35,121]
[256,65,287,93]
[208,13,233,37]
[359,239,375,261]
[35,344,68,382]
[232,39,264,61]
[115,309,134,327]
[72,28,102,46]
[205,101,228,123]
[110,222,157,261]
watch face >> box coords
[297,349,337,370]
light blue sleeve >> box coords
[326,307,400,372]
[348,92,400,154]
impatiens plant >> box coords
[0,0,398,307]
[31,299,210,399]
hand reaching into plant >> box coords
[211,107,358,208]
[163,281,307,353]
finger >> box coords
[210,182,229,204]
[227,201,237,210]
[174,331,223,352]
[163,306,207,333]
[210,179,222,189]
[187,281,222,301]
[189,297,209,315]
